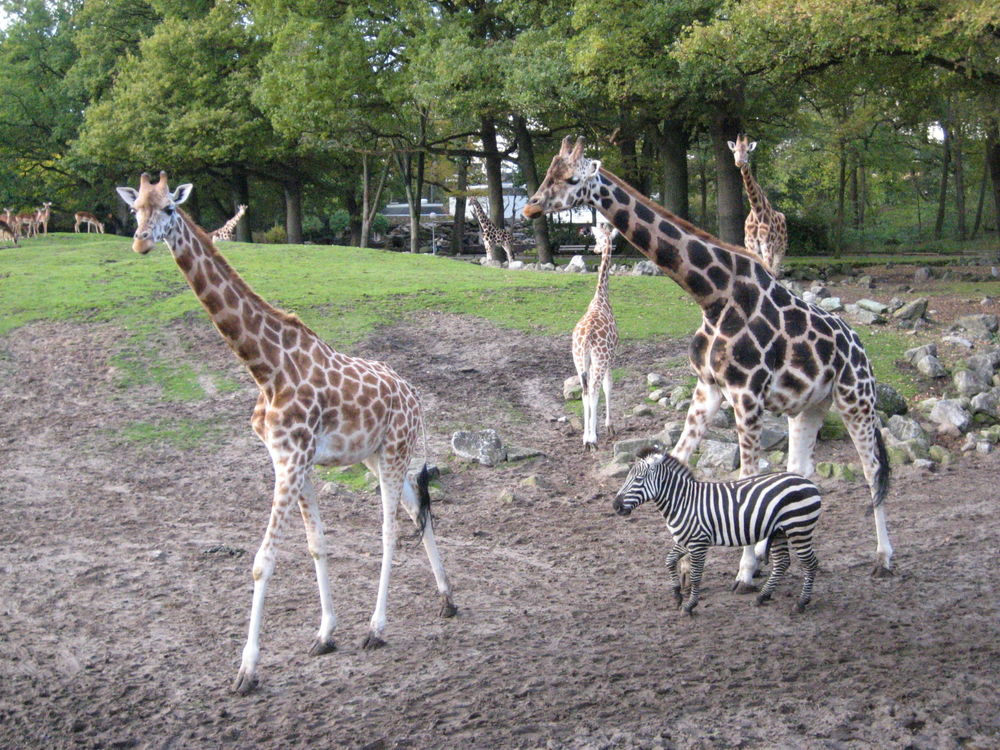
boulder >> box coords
[915,354,947,378]
[647,388,667,402]
[844,304,885,325]
[669,384,694,408]
[885,415,929,446]
[928,399,972,435]
[632,404,656,417]
[632,260,663,276]
[818,296,844,313]
[967,350,1000,381]
[953,369,990,398]
[875,383,908,416]
[565,255,588,273]
[507,260,525,270]
[905,343,938,364]
[451,429,507,466]
[941,335,974,349]
[857,298,889,314]
[970,391,999,419]
[613,437,662,461]
[914,266,933,283]
[893,298,928,320]
[955,314,999,339]
[563,375,583,400]
[599,459,632,479]
[809,283,831,299]
[646,372,669,388]
[697,440,740,473]
[857,274,874,288]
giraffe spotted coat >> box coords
[469,197,516,263]
[728,135,788,276]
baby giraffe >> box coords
[117,172,456,694]
[572,220,619,449]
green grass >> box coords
[317,464,373,491]
[114,418,225,450]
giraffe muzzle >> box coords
[522,203,542,219]
[132,235,155,254]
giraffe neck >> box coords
[594,245,612,303]
[740,165,769,216]
[471,200,493,231]
[165,210,310,388]
[595,168,764,308]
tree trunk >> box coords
[659,119,690,220]
[513,115,552,264]
[619,135,641,194]
[850,160,860,229]
[411,146,425,254]
[934,118,952,240]
[284,176,303,244]
[639,129,655,197]
[699,150,709,229]
[953,122,966,241]
[972,150,988,238]
[361,154,390,249]
[987,120,1000,243]
[344,189,362,246]
[835,141,847,256]
[232,168,250,242]
[481,116,506,262]
[450,156,468,255]
[711,113,745,245]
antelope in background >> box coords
[74,211,105,233]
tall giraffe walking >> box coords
[469,197,516,263]
[572,220,619,450]
[525,137,893,587]
[117,172,456,694]
[728,135,788,276]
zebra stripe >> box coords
[613,448,821,614]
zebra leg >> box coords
[732,392,765,593]
[789,535,820,613]
[682,543,709,615]
[756,534,790,606]
[665,543,687,608]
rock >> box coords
[539,262,556,271]
[953,369,990,398]
[632,260,663,276]
[599,460,632,478]
[981,424,1000,444]
[818,297,844,312]
[857,274,874,288]
[833,463,859,482]
[885,415,928,446]
[967,351,1000,381]
[912,458,935,471]
[955,314,999,339]
[632,404,655,417]
[809,283,831,299]
[875,383,907,416]
[914,266,933,283]
[496,488,524,505]
[905,343,938,364]
[781,280,807,297]
[843,304,885,325]
[856,299,889,314]
[658,421,684,447]
[696,440,739,473]
[711,408,735,428]
[893,298,928,320]
[565,255,588,273]
[646,372,669,388]
[886,297,905,314]
[976,440,993,454]
[668,384,693,408]
[647,388,667,402]
[507,446,544,462]
[507,260,525,270]
[915,354,947,378]
[928,399,972,435]
[148,550,166,562]
[563,375,583,400]
[802,291,818,305]
[767,450,786,467]
[885,445,911,467]
[819,412,848,441]
[942,335,973,349]
[480,258,503,268]
[928,445,953,464]
[760,422,789,451]
[613,437,661,461]
[816,461,835,478]
[451,429,507,466]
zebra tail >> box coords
[872,427,891,508]
[415,463,432,537]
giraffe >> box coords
[524,137,893,587]
[468,197,516,263]
[35,201,53,235]
[211,203,247,242]
[74,211,105,233]
[572,219,619,450]
[727,135,788,276]
[116,172,456,695]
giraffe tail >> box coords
[872,427,891,508]
[415,464,432,537]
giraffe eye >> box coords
[567,176,580,185]
[164,206,175,215]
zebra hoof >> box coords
[755,592,771,607]
[361,633,387,650]
[682,603,697,616]
[732,581,759,595]
[308,636,337,656]
[870,564,894,578]
[795,600,809,614]
[671,587,683,608]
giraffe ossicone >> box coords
[525,136,894,585]
[117,171,456,695]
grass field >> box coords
[0,232,920,395]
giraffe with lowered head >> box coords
[117,172,456,695]
[469,197,516,263]
[728,135,788,276]
[524,137,893,587]
[572,219,619,450]
[211,203,247,242]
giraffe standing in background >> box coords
[524,136,893,588]
[211,204,247,242]
[469,197,516,263]
[572,220,619,450]
[116,172,456,695]
[728,135,788,276]
[35,202,53,235]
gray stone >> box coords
[507,446,544,462]
[632,404,655,417]
[885,415,928,446]
[647,388,667,402]
[809,283,831,299]
[955,314,999,339]
[905,343,938,364]
[875,383,908,416]
[818,296,844,312]
[646,372,669,388]
[697,440,740,473]
[781,280,807,297]
[563,375,582,401]
[599,460,632,478]
[856,298,889,314]
[886,297,905,314]
[915,354,947,378]
[802,291,818,305]
[539,262,556,271]
[928,399,972,435]
[857,274,874,288]
[953,369,990,398]
[967,351,1000,381]
[976,440,993,454]
[658,421,684,446]
[451,429,507,466]
[480,258,503,268]
[893,298,928,320]
[613,437,662,461]
[668,384,693,407]
[942,335,974,349]
[565,255,587,273]
[632,260,663,276]
[507,260,525,270]
[844,304,885,325]
[970,391,999,418]
[711,407,735,428]
[914,266,933,283]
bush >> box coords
[785,213,834,256]
[262,224,286,244]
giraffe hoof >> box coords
[870,564,894,578]
[361,633,387,651]
[732,581,759,595]
[231,669,259,696]
[309,636,337,656]
[583,442,597,452]
[439,596,458,618]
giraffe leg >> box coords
[602,367,615,438]
[296,474,338,657]
[233,460,302,695]
[363,455,404,649]
[670,381,723,462]
[836,397,894,577]
[503,241,515,263]
[399,472,457,617]
[732,392,765,593]
[584,362,605,448]
[787,398,830,479]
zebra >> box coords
[612,445,822,614]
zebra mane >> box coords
[645,449,693,479]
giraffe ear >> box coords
[727,141,737,151]
[171,184,194,205]
[586,158,601,177]
[748,141,758,152]
[116,187,138,208]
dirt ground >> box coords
[2,269,999,749]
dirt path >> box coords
[1,313,998,749]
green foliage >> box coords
[114,418,226,450]
[316,464,373,492]
[261,225,287,244]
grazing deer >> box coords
[74,211,105,233]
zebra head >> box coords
[612,444,673,517]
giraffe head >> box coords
[116,171,193,254]
[523,136,602,219]
[590,220,617,255]
[727,135,757,168]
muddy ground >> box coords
[1,269,999,749]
